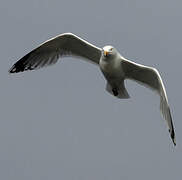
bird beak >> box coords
[104,50,109,57]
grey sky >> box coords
[0,0,182,179]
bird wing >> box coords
[122,58,176,145]
[9,33,102,73]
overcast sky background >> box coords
[0,0,182,179]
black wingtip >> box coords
[169,129,176,146]
[172,136,176,146]
[9,50,34,73]
[9,65,17,73]
[9,64,23,73]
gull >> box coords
[9,32,176,145]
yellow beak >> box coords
[104,50,109,57]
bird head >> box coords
[102,45,115,58]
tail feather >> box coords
[106,82,130,99]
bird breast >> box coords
[99,56,124,78]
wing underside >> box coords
[122,59,176,145]
[9,33,102,73]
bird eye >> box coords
[110,48,113,51]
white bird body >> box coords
[100,50,123,76]
[99,46,129,98]
[9,33,176,146]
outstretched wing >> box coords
[9,33,102,73]
[122,59,176,146]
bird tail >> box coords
[106,82,130,99]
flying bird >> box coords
[9,32,176,145]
